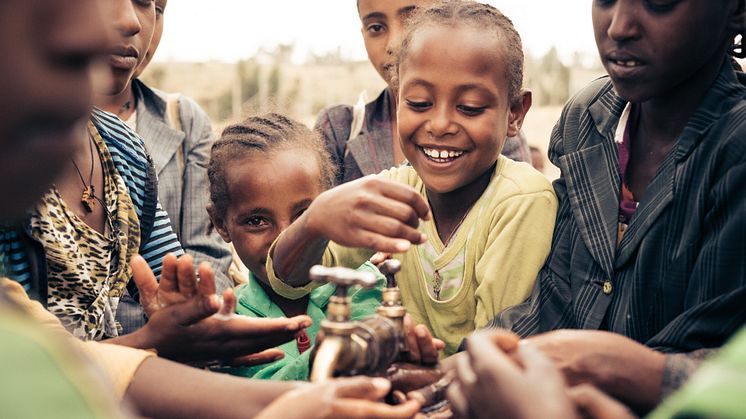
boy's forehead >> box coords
[358,0,434,18]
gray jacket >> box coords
[132,79,232,290]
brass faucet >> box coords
[308,265,403,382]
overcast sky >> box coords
[155,0,597,64]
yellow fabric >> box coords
[0,278,153,399]
[269,157,557,354]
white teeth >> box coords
[615,59,640,67]
[421,147,465,160]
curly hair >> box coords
[207,113,337,218]
[392,0,524,104]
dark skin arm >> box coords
[127,356,298,419]
[273,176,430,287]
[110,254,311,365]
[525,330,665,414]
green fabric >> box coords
[226,262,384,381]
[648,326,746,419]
[0,309,124,418]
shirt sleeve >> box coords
[266,237,375,300]
[474,189,558,329]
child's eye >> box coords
[243,216,269,230]
[135,0,155,7]
[155,6,164,16]
[366,23,386,35]
[457,104,488,116]
[405,99,432,112]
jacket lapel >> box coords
[559,89,626,277]
[615,61,743,267]
[347,89,395,176]
[133,81,186,175]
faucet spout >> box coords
[310,336,345,383]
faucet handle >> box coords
[309,265,378,295]
[378,259,402,288]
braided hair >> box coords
[392,0,525,105]
[207,113,337,218]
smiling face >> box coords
[0,0,109,221]
[102,0,156,95]
[593,0,737,103]
[358,0,434,86]
[397,24,528,194]
[210,148,324,284]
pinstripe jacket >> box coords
[132,80,232,291]
[0,109,184,305]
[490,63,746,356]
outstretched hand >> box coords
[255,377,421,419]
[121,254,312,366]
[403,314,445,365]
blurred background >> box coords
[142,0,608,178]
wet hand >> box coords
[255,377,421,419]
[305,176,431,254]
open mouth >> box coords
[608,58,643,67]
[420,146,466,163]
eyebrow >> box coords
[362,4,417,21]
[403,78,435,90]
[291,199,313,213]
[397,5,417,16]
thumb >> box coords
[169,294,221,326]
[130,255,159,314]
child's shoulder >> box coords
[377,165,421,188]
[493,156,555,200]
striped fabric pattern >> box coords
[489,62,746,354]
[0,109,183,294]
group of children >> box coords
[1,0,745,417]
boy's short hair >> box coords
[394,0,524,104]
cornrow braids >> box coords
[392,0,525,105]
[207,113,338,218]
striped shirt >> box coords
[0,109,183,299]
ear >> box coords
[507,89,532,138]
[207,204,232,244]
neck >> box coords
[427,163,495,243]
[95,82,136,120]
[638,56,726,145]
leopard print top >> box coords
[27,124,140,340]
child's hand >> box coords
[306,176,431,254]
[121,253,313,366]
[403,314,445,365]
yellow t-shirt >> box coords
[269,156,558,354]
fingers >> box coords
[374,178,431,221]
[170,294,221,327]
[219,288,237,316]
[332,399,421,419]
[333,377,391,400]
[197,261,216,296]
[484,329,521,354]
[176,254,198,298]
[350,229,419,254]
[130,255,159,315]
[404,315,421,363]
[567,384,635,419]
[228,348,285,367]
[354,213,427,247]
[158,253,180,295]
[369,252,392,265]
[446,381,469,418]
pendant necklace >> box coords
[71,134,97,213]
[432,205,472,300]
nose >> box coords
[386,21,404,56]
[426,105,458,138]
[112,0,142,37]
[607,1,641,42]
